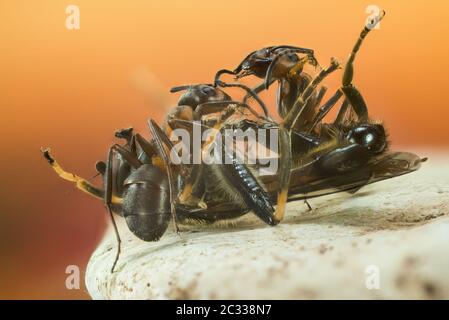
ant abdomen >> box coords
[122,164,170,241]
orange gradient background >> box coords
[1,0,448,299]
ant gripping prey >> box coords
[42,10,426,273]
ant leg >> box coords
[308,90,344,133]
[148,119,180,234]
[111,144,142,168]
[41,143,139,204]
[312,86,328,113]
[283,58,341,130]
[304,198,312,211]
[294,85,328,132]
[42,148,107,200]
[341,10,385,122]
[134,133,157,159]
[215,81,270,118]
[104,144,142,273]
[172,118,205,208]
[189,166,206,208]
[272,125,292,222]
[104,146,122,274]
[134,132,203,208]
[333,99,351,125]
[195,101,261,119]
[156,116,205,208]
[242,79,276,104]
[274,59,341,222]
[104,147,121,274]
[214,69,236,86]
[163,117,210,208]
[178,165,204,206]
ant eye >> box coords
[201,86,215,95]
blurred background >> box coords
[0,0,448,299]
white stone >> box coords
[86,152,449,299]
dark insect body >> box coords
[42,11,426,272]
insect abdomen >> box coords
[122,165,170,241]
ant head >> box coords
[235,47,275,79]
[233,46,303,80]
[170,84,231,109]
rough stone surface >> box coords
[86,152,449,299]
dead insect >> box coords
[42,10,425,273]
[41,81,270,272]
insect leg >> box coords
[274,59,341,222]
[283,58,341,130]
[178,166,204,205]
[195,101,261,119]
[180,122,206,208]
[214,69,237,86]
[341,10,385,122]
[242,79,275,104]
[148,119,180,234]
[134,132,202,208]
[272,126,291,222]
[312,86,328,113]
[41,148,106,200]
[295,86,328,132]
[104,144,142,273]
[104,146,121,274]
[307,89,344,133]
[333,99,351,125]
[304,198,313,211]
[215,81,270,118]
